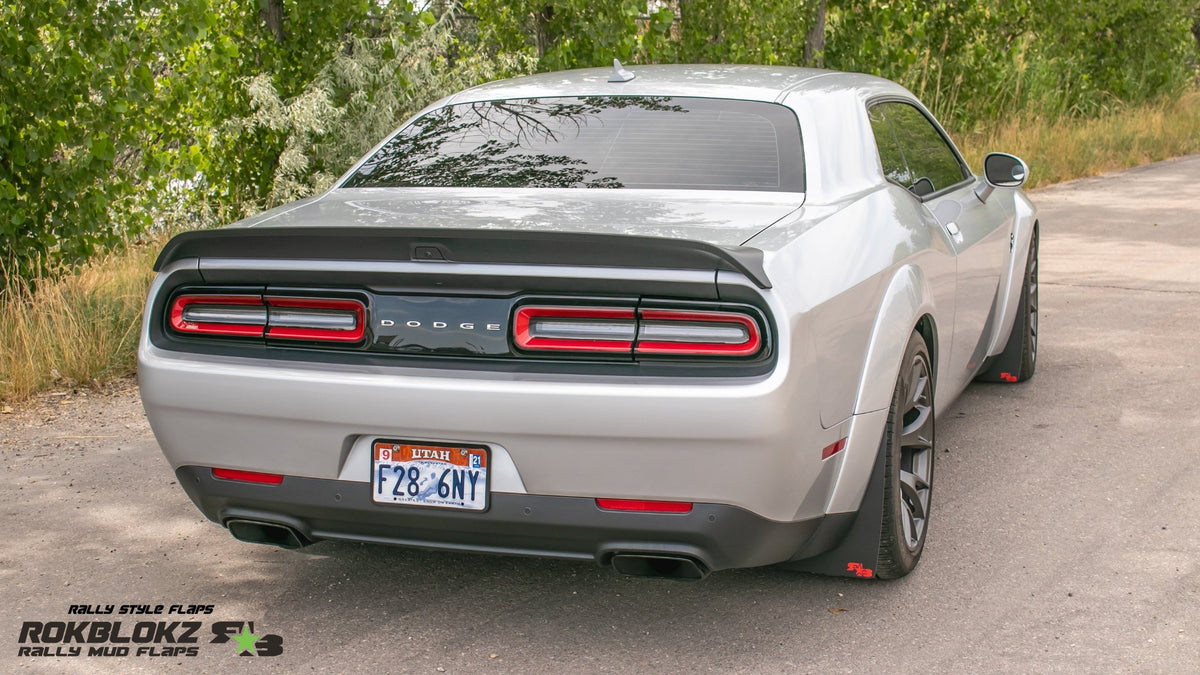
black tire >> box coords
[875,331,936,579]
[978,225,1039,383]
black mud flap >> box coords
[785,443,886,579]
[976,331,1025,383]
[977,260,1031,384]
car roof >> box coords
[446,64,908,105]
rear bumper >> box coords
[140,339,854,522]
[177,466,853,572]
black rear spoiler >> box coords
[154,227,772,289]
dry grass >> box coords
[2,91,1200,404]
[956,90,1200,189]
[1,243,160,403]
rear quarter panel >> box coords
[749,185,957,429]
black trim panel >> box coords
[154,227,772,289]
[177,467,831,572]
[148,281,779,378]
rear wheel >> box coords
[875,331,935,579]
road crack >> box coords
[1042,281,1200,295]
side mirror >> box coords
[975,152,1029,202]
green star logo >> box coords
[232,625,260,656]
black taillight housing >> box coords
[159,286,772,371]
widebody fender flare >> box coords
[985,194,1039,358]
[853,264,937,417]
[825,264,937,515]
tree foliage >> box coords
[1,1,208,270]
[826,0,1197,126]
[231,9,535,205]
[468,0,675,69]
[2,0,1197,274]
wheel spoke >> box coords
[909,371,928,408]
[899,469,929,519]
[899,468,929,548]
[900,405,932,450]
[900,504,915,547]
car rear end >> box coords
[141,224,867,576]
[139,79,868,577]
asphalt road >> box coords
[3,156,1199,673]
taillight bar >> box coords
[170,295,268,337]
[168,294,365,343]
[513,304,764,358]
[636,309,761,356]
[514,306,636,352]
[265,296,365,342]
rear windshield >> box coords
[342,96,804,192]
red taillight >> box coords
[212,468,284,485]
[596,498,694,513]
[169,294,365,343]
[170,295,267,337]
[265,296,365,342]
[513,304,764,358]
[514,306,636,352]
[635,308,761,356]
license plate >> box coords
[371,441,488,511]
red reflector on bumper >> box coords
[596,498,693,513]
[212,468,284,485]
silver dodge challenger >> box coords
[139,63,1038,580]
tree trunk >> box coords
[803,0,827,68]
[534,4,556,59]
[259,0,286,44]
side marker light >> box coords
[821,438,848,460]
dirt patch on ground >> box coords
[1,376,149,458]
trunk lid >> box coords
[239,187,804,248]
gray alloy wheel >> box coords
[875,331,935,579]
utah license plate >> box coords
[371,441,488,511]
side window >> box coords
[869,102,967,197]
[868,107,911,187]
